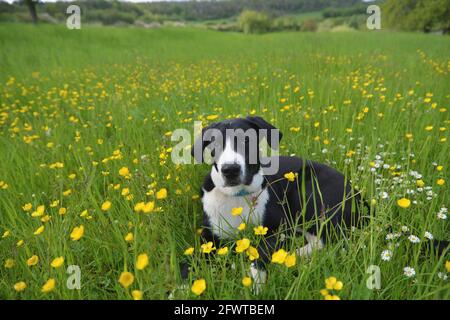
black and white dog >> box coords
[182,116,366,288]
[184,116,446,290]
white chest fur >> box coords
[202,188,269,239]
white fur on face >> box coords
[211,138,246,194]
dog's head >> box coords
[192,116,282,196]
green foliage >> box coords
[383,0,450,33]
[322,3,367,18]
[238,10,272,34]
[300,19,318,32]
[0,0,361,25]
[86,9,135,26]
[273,16,300,31]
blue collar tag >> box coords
[234,189,252,197]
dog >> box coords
[181,116,447,292]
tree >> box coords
[383,0,450,33]
[24,0,38,24]
[238,10,272,34]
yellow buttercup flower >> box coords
[231,207,243,216]
[246,246,259,261]
[271,249,288,264]
[242,277,252,287]
[70,225,84,241]
[333,281,343,291]
[445,261,450,273]
[101,200,112,211]
[41,278,56,293]
[119,166,131,178]
[132,290,143,300]
[217,247,229,255]
[134,202,145,212]
[125,232,134,242]
[325,276,337,290]
[22,203,32,211]
[437,178,445,186]
[253,225,268,235]
[31,205,45,217]
[34,225,45,235]
[156,188,167,200]
[397,198,411,209]
[206,114,219,120]
[142,201,155,213]
[5,258,15,268]
[237,223,246,231]
[14,281,27,292]
[284,254,296,267]
[235,238,250,253]
[191,278,206,296]
[118,271,134,288]
[284,172,296,182]
[59,207,67,215]
[51,256,64,268]
[320,289,329,296]
[184,247,195,255]
[201,242,216,253]
[136,253,149,270]
[27,255,39,266]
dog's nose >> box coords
[221,164,241,178]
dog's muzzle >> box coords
[221,163,241,186]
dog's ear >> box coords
[245,116,282,148]
[191,123,219,163]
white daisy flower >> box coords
[437,212,447,220]
[438,272,448,281]
[401,226,409,233]
[403,266,416,278]
[408,235,420,243]
[381,249,393,261]
[424,231,433,240]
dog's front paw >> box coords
[250,263,267,295]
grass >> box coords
[0,23,449,300]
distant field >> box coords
[0,24,449,299]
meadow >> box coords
[0,24,449,300]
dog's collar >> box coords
[233,189,253,197]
